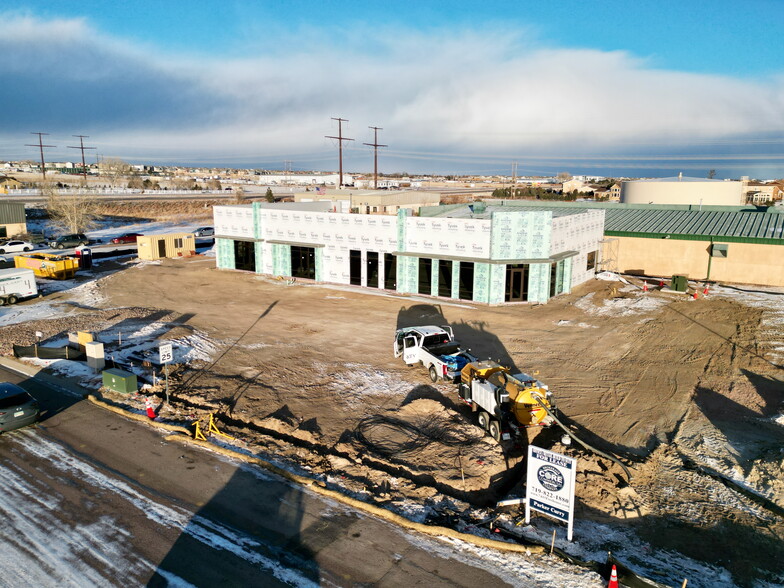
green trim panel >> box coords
[216,238,235,270]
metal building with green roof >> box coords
[421,201,784,287]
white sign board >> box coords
[525,445,577,541]
[159,343,174,365]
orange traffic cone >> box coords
[703,285,709,295]
[608,564,619,588]
[692,291,698,300]
[642,282,648,292]
[659,279,665,288]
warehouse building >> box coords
[621,175,743,206]
[0,202,27,238]
[489,200,784,287]
[213,201,605,304]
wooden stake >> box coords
[458,449,466,492]
[550,530,556,555]
[681,580,688,588]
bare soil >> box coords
[11,255,783,585]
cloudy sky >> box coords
[2,1,784,178]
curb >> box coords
[86,395,191,436]
[164,434,545,556]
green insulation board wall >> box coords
[451,261,460,299]
[527,263,551,304]
[473,262,490,303]
[254,241,264,274]
[216,238,235,270]
[488,264,506,304]
[396,209,407,252]
[397,256,418,293]
[252,202,262,239]
[561,258,573,294]
[490,211,552,260]
[272,243,291,276]
[314,247,323,281]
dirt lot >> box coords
[8,255,784,586]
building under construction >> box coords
[213,201,604,304]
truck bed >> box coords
[423,341,461,356]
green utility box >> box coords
[102,368,138,394]
[670,275,689,292]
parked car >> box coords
[111,232,144,244]
[193,227,215,237]
[49,234,89,249]
[0,240,35,254]
[0,383,39,433]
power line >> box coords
[67,135,96,181]
[325,117,353,188]
[363,126,387,189]
[25,132,55,180]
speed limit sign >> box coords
[159,343,173,364]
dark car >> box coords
[111,232,144,244]
[0,383,39,433]
[49,233,89,249]
[193,227,215,237]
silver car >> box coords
[0,383,39,433]
[193,227,215,237]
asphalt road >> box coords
[0,365,516,587]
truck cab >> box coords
[394,326,453,362]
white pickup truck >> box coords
[394,325,477,383]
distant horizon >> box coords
[5,157,779,183]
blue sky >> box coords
[2,1,784,178]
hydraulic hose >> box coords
[534,397,633,482]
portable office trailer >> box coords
[14,253,78,279]
[136,233,196,261]
[0,268,38,304]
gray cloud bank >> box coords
[3,14,784,174]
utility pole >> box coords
[363,126,387,190]
[26,132,55,180]
[68,135,96,181]
[511,162,518,198]
[325,117,353,188]
[283,160,292,185]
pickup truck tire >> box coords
[0,297,6,306]
[489,420,501,442]
[57,243,65,249]
[477,411,490,431]
[428,365,438,383]
[6,295,17,305]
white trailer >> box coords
[393,325,476,383]
[0,268,38,305]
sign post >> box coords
[525,445,577,541]
[158,343,173,404]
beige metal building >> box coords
[136,233,196,261]
[295,189,441,214]
[0,202,27,238]
[622,175,743,206]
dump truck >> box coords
[394,325,477,383]
[457,360,555,442]
[0,268,38,305]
